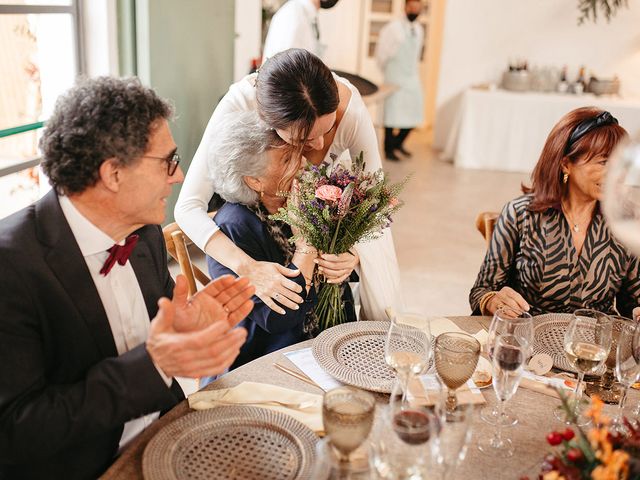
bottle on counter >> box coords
[557,65,569,94]
[577,66,587,89]
[571,66,586,95]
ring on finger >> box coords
[274,293,280,300]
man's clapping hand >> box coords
[171,274,255,332]
[146,275,255,378]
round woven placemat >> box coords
[312,321,430,393]
[532,313,606,375]
[142,406,317,480]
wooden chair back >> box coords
[162,220,212,297]
[475,211,499,245]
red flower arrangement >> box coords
[523,393,640,480]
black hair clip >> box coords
[564,111,619,155]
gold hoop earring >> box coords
[563,172,569,184]
[260,190,264,200]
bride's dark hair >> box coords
[256,48,340,155]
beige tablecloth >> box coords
[101,316,639,479]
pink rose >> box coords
[389,197,399,207]
[315,185,342,203]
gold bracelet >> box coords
[479,291,498,316]
[296,248,318,255]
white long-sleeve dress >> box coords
[174,72,404,321]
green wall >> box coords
[132,0,235,223]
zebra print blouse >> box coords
[469,194,640,318]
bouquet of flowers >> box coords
[271,152,407,331]
[524,393,640,480]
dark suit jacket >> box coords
[0,191,184,480]
[207,202,356,370]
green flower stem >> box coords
[316,282,346,331]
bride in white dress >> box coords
[174,48,403,321]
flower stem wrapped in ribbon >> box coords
[271,152,408,331]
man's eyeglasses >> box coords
[144,152,181,176]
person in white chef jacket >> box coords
[262,0,340,61]
[375,0,424,161]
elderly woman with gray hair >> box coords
[205,112,357,372]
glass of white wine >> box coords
[555,309,612,426]
[384,314,432,401]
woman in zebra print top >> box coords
[470,107,639,319]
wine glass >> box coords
[384,313,432,402]
[375,379,438,479]
[631,322,640,417]
[312,437,371,480]
[602,135,640,257]
[554,309,612,426]
[585,315,632,403]
[431,401,473,480]
[434,332,480,416]
[322,386,376,468]
[478,334,527,457]
[480,306,533,427]
[612,323,640,434]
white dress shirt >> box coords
[59,195,170,451]
[263,0,323,60]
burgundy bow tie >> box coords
[100,234,139,276]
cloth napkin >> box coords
[518,371,573,399]
[188,382,324,434]
[427,316,489,346]
[387,312,489,346]
[409,375,486,407]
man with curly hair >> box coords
[0,77,255,479]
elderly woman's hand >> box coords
[316,249,360,284]
[486,286,530,316]
[237,260,305,314]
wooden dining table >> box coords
[101,316,639,479]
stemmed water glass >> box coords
[480,307,533,427]
[554,309,612,426]
[322,386,376,473]
[384,314,432,402]
[611,323,640,434]
[478,334,527,457]
[434,332,480,416]
[431,401,473,480]
[586,315,632,403]
[602,135,640,257]
[631,322,640,417]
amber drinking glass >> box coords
[322,387,376,463]
[434,332,480,415]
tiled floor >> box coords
[384,129,529,316]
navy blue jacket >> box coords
[207,202,356,369]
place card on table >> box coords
[283,347,344,392]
